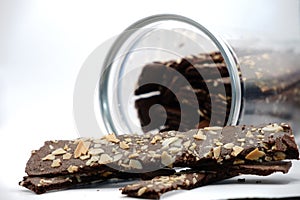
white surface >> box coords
[0,0,300,199]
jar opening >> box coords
[99,14,242,135]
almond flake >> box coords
[150,135,162,144]
[224,143,234,149]
[129,159,143,169]
[52,148,67,155]
[245,148,265,160]
[80,154,90,160]
[213,146,221,160]
[137,187,147,196]
[231,146,244,157]
[262,124,283,133]
[245,131,254,138]
[51,159,61,168]
[113,154,122,162]
[128,153,139,159]
[98,154,113,164]
[104,133,120,143]
[67,165,79,173]
[193,130,207,140]
[119,141,130,149]
[88,148,104,156]
[162,137,179,147]
[204,126,222,131]
[62,153,72,160]
[161,151,175,166]
[74,140,90,158]
[42,154,55,161]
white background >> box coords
[0,0,300,199]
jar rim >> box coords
[100,14,242,134]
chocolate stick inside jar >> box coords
[134,50,300,136]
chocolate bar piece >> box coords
[19,168,175,194]
[24,123,298,178]
[134,52,232,132]
[122,161,292,199]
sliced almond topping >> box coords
[150,135,162,144]
[162,137,179,147]
[231,146,244,157]
[224,143,234,149]
[245,148,265,160]
[204,126,222,131]
[49,145,54,150]
[183,140,191,149]
[262,124,283,132]
[119,141,130,149]
[193,130,207,140]
[67,165,79,173]
[113,154,122,162]
[245,131,254,138]
[63,144,69,151]
[62,153,72,160]
[189,142,197,151]
[129,159,143,169]
[128,153,139,159]
[88,148,104,156]
[137,186,147,196]
[104,133,120,143]
[98,154,113,164]
[52,148,67,155]
[39,179,52,185]
[213,146,221,160]
[42,154,55,161]
[192,177,197,184]
[79,154,90,160]
[74,140,89,158]
[51,159,61,168]
[161,151,175,166]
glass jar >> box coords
[96,14,300,143]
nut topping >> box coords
[262,124,283,133]
[231,146,244,157]
[88,148,104,156]
[67,165,79,173]
[42,154,55,161]
[161,151,175,166]
[51,148,67,155]
[224,143,234,149]
[245,148,265,160]
[204,126,222,131]
[104,133,120,143]
[74,140,90,158]
[119,141,130,149]
[137,186,147,196]
[98,154,113,164]
[150,135,162,144]
[129,159,143,169]
[62,153,72,160]
[213,146,221,160]
[193,130,207,140]
[51,159,61,168]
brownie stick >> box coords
[19,168,175,194]
[121,161,292,199]
[24,123,298,179]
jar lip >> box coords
[100,14,242,134]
